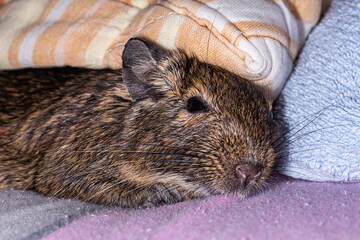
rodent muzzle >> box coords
[235,163,263,185]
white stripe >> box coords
[134,6,156,36]
[264,38,291,98]
[276,1,299,45]
[0,0,49,69]
[17,0,74,68]
[198,0,288,33]
[53,0,105,66]
[85,6,140,68]
[196,1,227,33]
[297,20,314,45]
[156,14,183,50]
[130,0,149,9]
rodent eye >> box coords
[186,97,208,114]
[269,110,274,119]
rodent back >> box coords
[0,67,129,190]
[0,38,279,207]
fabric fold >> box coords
[0,0,322,97]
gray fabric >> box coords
[0,189,104,240]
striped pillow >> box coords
[0,0,322,97]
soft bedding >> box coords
[42,179,360,240]
[0,190,104,240]
[274,0,360,181]
[0,0,321,97]
[1,179,359,240]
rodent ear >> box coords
[122,38,169,102]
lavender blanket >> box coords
[1,179,358,240]
[1,179,359,240]
[43,180,360,240]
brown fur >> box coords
[0,38,278,207]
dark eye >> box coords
[269,110,274,119]
[186,97,208,114]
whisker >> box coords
[275,124,349,154]
[276,103,334,139]
[276,148,321,161]
[272,103,334,148]
[275,167,325,179]
[70,150,201,158]
[75,142,190,151]
[114,160,203,169]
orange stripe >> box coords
[163,0,203,15]
[272,0,321,24]
[135,7,170,39]
[103,5,175,69]
[103,3,149,69]
[168,0,214,7]
[7,0,62,68]
[32,0,122,66]
[122,0,132,6]
[102,36,126,69]
[163,0,250,65]
[118,5,166,38]
[0,3,10,18]
[58,0,98,22]
[175,18,248,78]
[61,0,128,66]
[32,24,69,66]
[30,0,65,66]
[286,0,321,24]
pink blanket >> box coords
[43,178,360,240]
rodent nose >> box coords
[235,164,262,183]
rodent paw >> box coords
[140,183,183,208]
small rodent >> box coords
[0,38,278,208]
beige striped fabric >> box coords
[0,0,322,97]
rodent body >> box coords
[0,39,278,207]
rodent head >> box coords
[121,38,278,202]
